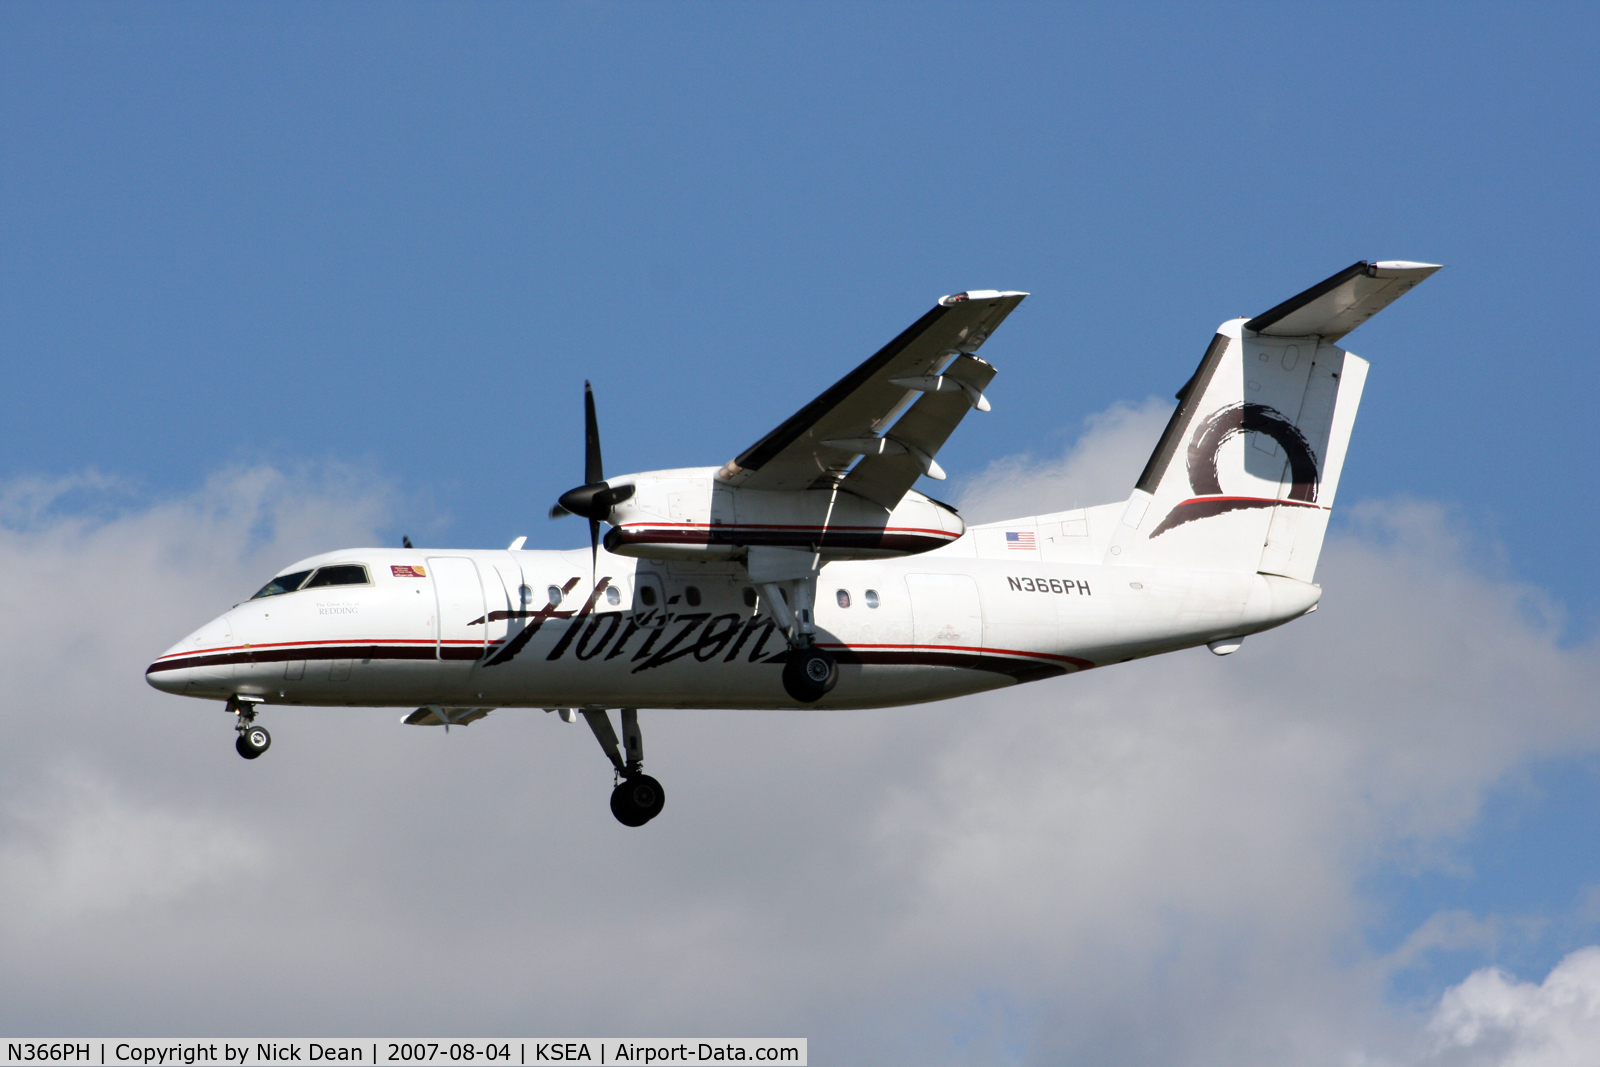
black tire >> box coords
[237,725,271,759]
[610,774,666,827]
[781,647,838,703]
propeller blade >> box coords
[583,381,603,486]
[589,516,601,575]
[552,382,623,524]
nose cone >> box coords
[145,656,190,694]
[146,632,202,694]
[146,613,236,697]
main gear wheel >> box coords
[610,774,666,827]
[781,647,838,703]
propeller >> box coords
[549,381,635,572]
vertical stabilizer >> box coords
[1104,261,1436,578]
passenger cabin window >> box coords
[685,586,702,607]
[606,586,622,606]
[864,589,880,609]
[250,570,312,600]
[836,589,851,608]
[638,585,658,607]
[304,564,370,588]
[547,585,563,606]
[743,587,757,608]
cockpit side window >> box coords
[250,570,313,600]
[304,564,371,588]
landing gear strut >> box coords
[760,578,838,704]
[228,695,271,760]
[582,708,665,827]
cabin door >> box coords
[428,556,487,660]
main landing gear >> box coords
[582,708,666,827]
[758,577,839,704]
[228,695,271,760]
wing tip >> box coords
[1370,260,1442,279]
[939,290,1029,306]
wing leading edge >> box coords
[716,290,1026,509]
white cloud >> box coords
[1427,948,1600,1066]
[952,398,1173,522]
[0,430,1595,1061]
[0,767,264,928]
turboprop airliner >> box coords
[148,260,1439,825]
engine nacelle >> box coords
[600,467,964,563]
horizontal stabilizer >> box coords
[1245,260,1440,343]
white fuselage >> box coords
[146,506,1321,712]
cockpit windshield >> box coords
[251,570,313,600]
[305,564,369,588]
[250,563,371,600]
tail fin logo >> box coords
[1149,402,1323,537]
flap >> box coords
[838,353,999,509]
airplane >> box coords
[147,260,1440,826]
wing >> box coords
[717,290,1027,505]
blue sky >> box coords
[5,2,1594,631]
[3,3,1598,1060]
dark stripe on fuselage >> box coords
[147,642,458,672]
[822,644,1092,682]
[148,639,1095,680]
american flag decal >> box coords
[1006,531,1037,550]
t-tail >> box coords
[1106,260,1440,580]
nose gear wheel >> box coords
[236,726,271,759]
[227,694,271,760]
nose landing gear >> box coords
[582,708,666,826]
[228,695,271,760]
